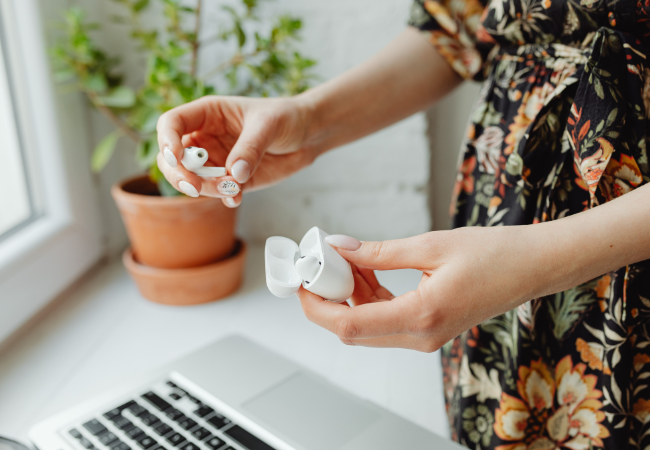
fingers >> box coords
[297,287,419,340]
[157,98,211,167]
[349,265,393,306]
[325,234,436,271]
[222,192,242,208]
[357,267,395,300]
[225,114,274,184]
[156,153,203,197]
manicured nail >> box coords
[163,146,177,168]
[325,235,361,251]
[218,180,240,196]
[225,197,237,207]
[231,160,251,183]
[179,181,199,197]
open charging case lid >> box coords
[265,227,354,302]
[265,227,324,298]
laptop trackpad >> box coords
[243,373,381,450]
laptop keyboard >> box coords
[65,380,275,450]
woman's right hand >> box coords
[156,95,317,207]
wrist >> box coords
[291,90,329,159]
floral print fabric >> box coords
[409,0,650,449]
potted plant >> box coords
[51,0,316,305]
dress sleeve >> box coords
[408,0,494,81]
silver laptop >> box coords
[29,335,462,450]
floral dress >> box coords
[409,0,650,448]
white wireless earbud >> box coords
[295,255,321,284]
[181,147,227,177]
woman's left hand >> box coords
[296,226,565,352]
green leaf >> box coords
[236,22,246,48]
[91,131,120,172]
[97,86,136,107]
[133,0,150,12]
[606,108,618,128]
[594,77,604,99]
[84,73,108,93]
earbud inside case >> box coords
[265,227,354,303]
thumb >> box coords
[226,115,274,184]
[324,234,434,271]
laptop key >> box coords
[187,396,201,405]
[111,442,131,450]
[165,408,184,421]
[69,429,82,439]
[153,423,173,436]
[204,437,224,450]
[114,417,135,431]
[225,426,276,450]
[206,415,230,430]
[128,403,148,417]
[84,419,108,436]
[180,443,199,450]
[193,406,214,418]
[79,438,94,449]
[142,392,172,412]
[178,418,197,430]
[125,427,144,440]
[169,393,182,401]
[135,435,156,449]
[104,408,122,421]
[98,433,119,446]
[190,427,211,441]
[166,381,178,388]
[165,433,186,447]
[140,413,160,427]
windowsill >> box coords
[0,245,448,442]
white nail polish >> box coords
[218,180,240,196]
[179,181,199,197]
[225,197,237,207]
[163,147,177,168]
[231,160,251,183]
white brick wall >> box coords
[229,0,431,243]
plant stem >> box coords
[86,90,141,143]
[200,50,259,81]
[191,0,202,78]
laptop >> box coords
[28,335,463,450]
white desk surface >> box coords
[0,245,448,444]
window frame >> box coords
[0,0,103,344]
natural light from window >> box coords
[0,36,34,239]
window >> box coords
[0,0,103,344]
[0,25,36,240]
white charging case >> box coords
[265,227,354,303]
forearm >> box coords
[532,184,650,297]
[296,27,462,155]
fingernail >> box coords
[225,197,237,207]
[179,181,199,197]
[231,160,251,183]
[163,146,177,168]
[217,180,240,196]
[325,235,361,251]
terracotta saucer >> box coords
[123,239,247,306]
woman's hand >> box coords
[156,96,317,207]
[296,227,541,352]
[155,29,463,207]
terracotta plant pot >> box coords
[123,240,247,306]
[112,175,237,269]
